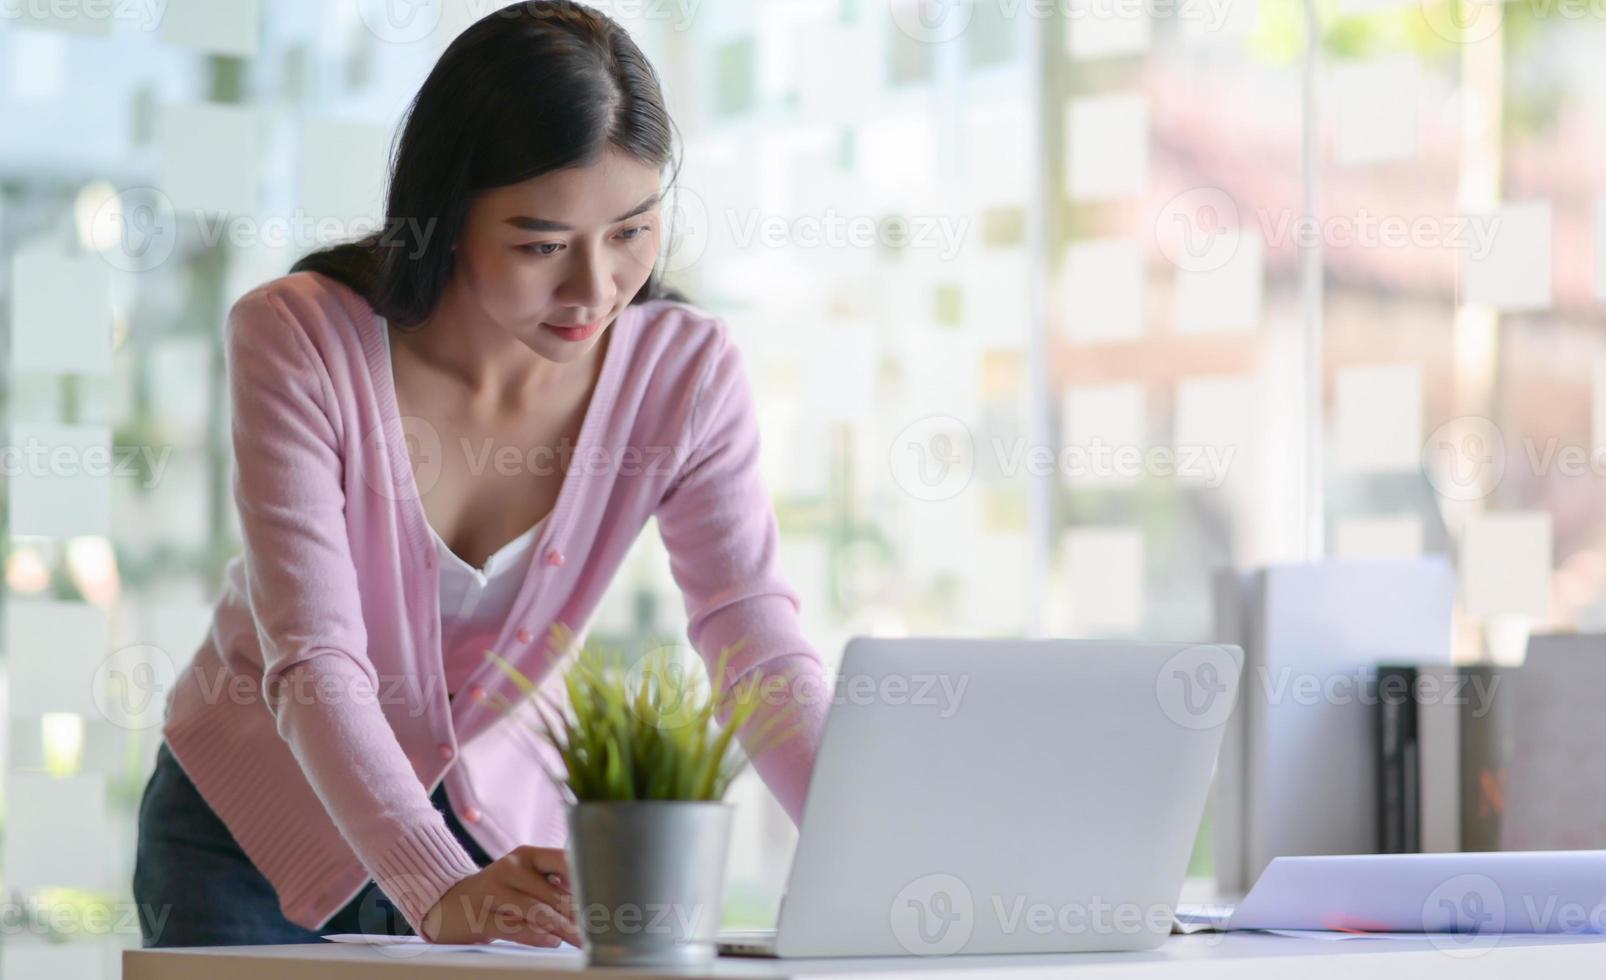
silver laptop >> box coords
[717,637,1243,958]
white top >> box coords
[379,321,545,695]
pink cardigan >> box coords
[160,272,828,934]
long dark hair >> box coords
[292,0,685,326]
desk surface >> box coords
[124,933,1606,980]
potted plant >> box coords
[484,624,799,966]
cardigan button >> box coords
[545,548,565,567]
[436,742,454,761]
[467,683,487,702]
[463,806,482,824]
[515,627,534,644]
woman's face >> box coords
[450,147,663,365]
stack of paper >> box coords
[322,934,582,957]
[1181,851,1606,937]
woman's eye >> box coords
[519,242,564,256]
[617,224,652,242]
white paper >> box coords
[1334,57,1420,166]
[1176,228,1263,333]
[1066,0,1150,60]
[964,254,1032,346]
[2,772,109,892]
[796,20,878,120]
[1228,851,1606,935]
[1334,515,1423,559]
[5,600,109,719]
[900,327,980,420]
[1174,375,1258,490]
[298,119,391,226]
[1062,384,1146,485]
[1465,201,1552,312]
[904,496,980,578]
[760,410,831,499]
[855,115,940,201]
[161,0,261,56]
[756,3,820,106]
[1062,239,1144,343]
[160,103,262,215]
[1059,526,1144,634]
[1065,93,1148,201]
[1335,364,1423,473]
[963,532,1032,633]
[322,933,581,956]
[960,105,1031,193]
[7,422,113,538]
[150,337,213,439]
[10,253,113,375]
[1461,511,1551,619]
[802,320,877,423]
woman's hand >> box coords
[420,845,581,947]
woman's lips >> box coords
[541,317,605,342]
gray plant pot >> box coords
[566,801,734,967]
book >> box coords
[1460,662,1513,851]
[1415,666,1462,853]
[1212,557,1456,891]
[1375,664,1462,855]
[1376,664,1419,854]
[1500,635,1605,850]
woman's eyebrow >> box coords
[504,193,662,232]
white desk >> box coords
[124,933,1606,979]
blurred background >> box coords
[0,0,1603,974]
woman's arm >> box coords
[226,288,479,934]
[654,328,830,823]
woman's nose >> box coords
[554,249,611,310]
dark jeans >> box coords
[133,739,493,947]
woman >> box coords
[133,1,827,949]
